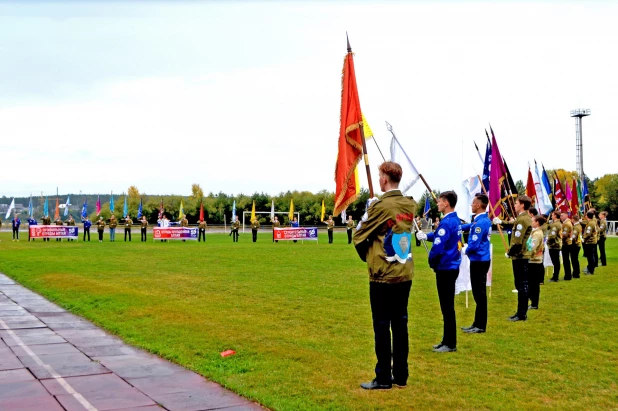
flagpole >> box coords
[477,174,509,252]
[473,140,515,221]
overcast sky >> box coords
[1,1,616,203]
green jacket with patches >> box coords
[547,220,562,249]
[507,212,532,259]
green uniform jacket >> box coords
[507,212,532,259]
[232,220,240,230]
[547,220,562,249]
[273,221,280,228]
[42,217,51,225]
[55,219,63,226]
[561,220,573,246]
[199,221,207,229]
[353,190,414,284]
[583,219,597,244]
[124,218,133,228]
[109,218,118,229]
[252,221,260,230]
[572,222,583,246]
[180,218,188,227]
[66,219,76,226]
[326,220,335,230]
[528,228,545,264]
[141,219,148,228]
[347,219,355,230]
[599,219,607,239]
[97,221,105,231]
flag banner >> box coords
[533,161,552,215]
[44,197,49,217]
[123,196,128,217]
[455,248,472,295]
[488,131,507,218]
[251,201,256,222]
[541,165,554,205]
[5,198,15,219]
[153,227,198,241]
[389,132,421,195]
[110,193,115,213]
[199,201,204,221]
[159,198,164,219]
[96,195,101,216]
[554,179,568,213]
[273,227,318,241]
[361,113,374,139]
[423,196,431,217]
[334,48,364,216]
[54,197,60,220]
[503,159,519,196]
[30,226,78,239]
[576,179,583,212]
[482,140,491,194]
[289,199,294,220]
[81,199,88,219]
[232,200,236,221]
[321,199,326,221]
[341,209,346,223]
[64,195,71,217]
[28,197,33,218]
[571,180,579,215]
[270,200,274,221]
[582,177,591,210]
[137,198,143,218]
[526,168,537,204]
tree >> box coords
[515,180,525,195]
[191,184,204,200]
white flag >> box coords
[533,162,553,215]
[389,134,420,195]
[64,195,71,217]
[270,200,275,221]
[341,209,346,223]
[5,198,15,219]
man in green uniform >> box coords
[272,216,280,242]
[198,218,206,242]
[66,215,76,242]
[109,215,117,242]
[547,211,563,282]
[495,195,532,321]
[560,212,573,280]
[180,215,188,242]
[346,215,355,244]
[323,215,335,244]
[571,214,583,278]
[96,217,105,242]
[124,215,133,242]
[54,216,63,241]
[251,218,260,242]
[231,216,240,242]
[598,211,608,266]
[582,210,598,274]
[354,161,415,390]
[42,215,51,242]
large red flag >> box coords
[334,47,364,216]
[199,201,204,222]
[570,180,579,216]
[526,167,536,205]
[554,179,568,213]
[488,130,507,219]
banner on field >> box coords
[273,227,318,241]
[153,227,198,240]
[30,226,79,239]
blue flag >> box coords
[541,166,553,202]
[64,195,71,217]
[582,176,590,211]
[423,196,430,218]
[44,196,49,217]
[482,140,491,193]
[28,197,33,218]
[110,192,114,213]
[232,200,236,222]
[137,198,143,218]
[81,199,88,219]
[123,196,128,217]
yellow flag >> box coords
[362,113,374,140]
[178,200,184,220]
[289,199,294,220]
[354,166,360,195]
[251,200,256,222]
[321,199,325,221]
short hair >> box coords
[553,210,561,219]
[378,161,402,183]
[600,211,608,217]
[439,191,458,208]
[534,215,547,226]
[528,207,538,216]
[560,211,569,216]
[586,210,594,218]
[573,214,580,221]
[474,193,489,207]
[516,195,532,210]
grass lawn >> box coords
[0,230,617,410]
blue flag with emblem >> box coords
[28,196,33,218]
[64,195,71,217]
[482,139,491,193]
[232,200,236,222]
[81,199,88,219]
[423,196,431,218]
[137,198,143,218]
[123,195,128,217]
[110,192,114,213]
[44,196,49,217]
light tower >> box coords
[570,108,591,179]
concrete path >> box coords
[0,273,265,411]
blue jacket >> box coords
[427,212,462,271]
[27,218,37,226]
[12,218,21,228]
[462,213,492,262]
[83,219,92,229]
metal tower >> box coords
[570,108,591,179]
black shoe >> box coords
[463,327,485,334]
[564,278,572,281]
[460,325,474,331]
[528,305,538,310]
[573,275,580,278]
[508,315,527,322]
[360,379,392,390]
[392,379,407,388]
[432,343,443,349]
[549,279,558,282]
[433,345,457,353]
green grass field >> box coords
[1,230,617,410]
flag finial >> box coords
[346,32,351,53]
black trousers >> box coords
[252,229,257,242]
[561,244,572,280]
[583,244,596,274]
[125,228,131,241]
[369,280,412,385]
[528,263,544,308]
[83,227,90,242]
[570,245,581,277]
[198,228,206,242]
[512,259,529,318]
[12,227,19,240]
[435,270,459,348]
[347,229,352,244]
[549,248,561,280]
[141,227,147,242]
[470,261,490,330]
[328,230,333,244]
[598,237,606,266]
[98,230,103,241]
[232,229,238,242]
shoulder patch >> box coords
[472,234,478,241]
[515,231,521,237]
[517,224,523,230]
[474,227,482,234]
[438,228,446,236]
[434,237,442,245]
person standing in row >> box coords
[598,211,608,267]
[417,191,461,352]
[27,216,37,241]
[54,216,63,241]
[560,212,573,281]
[324,215,335,244]
[198,218,206,242]
[180,215,188,242]
[291,216,299,243]
[354,161,415,390]
[582,210,597,275]
[11,215,21,242]
[571,214,583,278]
[82,216,91,242]
[140,215,148,242]
[42,215,51,241]
[272,216,280,242]
[251,218,260,243]
[547,211,562,282]
[96,217,105,242]
[495,195,532,322]
[124,215,133,242]
[109,215,117,242]
[346,214,355,244]
[460,193,491,334]
[527,215,547,310]
[66,215,76,242]
[231,216,240,242]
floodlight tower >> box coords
[570,108,591,179]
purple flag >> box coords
[489,129,507,218]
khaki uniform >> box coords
[180,218,188,227]
[347,219,355,229]
[528,228,545,264]
[325,219,335,244]
[54,218,63,226]
[547,221,562,250]
[508,211,532,318]
[272,220,280,242]
[42,216,51,225]
[97,220,106,231]
[109,217,118,229]
[507,212,532,259]
[66,218,75,226]
[198,220,207,242]
[572,222,583,246]
[583,219,597,244]
[251,220,260,230]
[561,220,573,246]
[124,217,133,242]
[353,190,415,284]
[346,218,355,244]
[560,219,574,280]
[598,218,607,266]
[198,221,207,229]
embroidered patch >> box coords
[517,224,523,230]
[475,227,482,234]
[472,235,478,241]
[551,231,556,235]
[438,228,446,236]
[515,232,521,237]
[434,238,442,245]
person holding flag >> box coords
[123,214,133,242]
[27,215,37,242]
[198,202,206,243]
[82,215,91,242]
[96,216,105,242]
[108,214,117,242]
[66,214,76,242]
[11,213,21,242]
[251,217,260,243]
[42,214,51,242]
[560,212,574,281]
[582,210,598,275]
[272,216,280,243]
[140,214,148,242]
[231,215,240,242]
[54,213,63,242]
[346,214,355,244]
[322,215,335,244]
[180,213,189,242]
[547,211,563,282]
[571,214,583,278]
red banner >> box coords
[153,227,198,240]
[273,227,318,241]
[30,226,79,239]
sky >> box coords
[1,0,617,204]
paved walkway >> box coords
[0,273,265,411]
